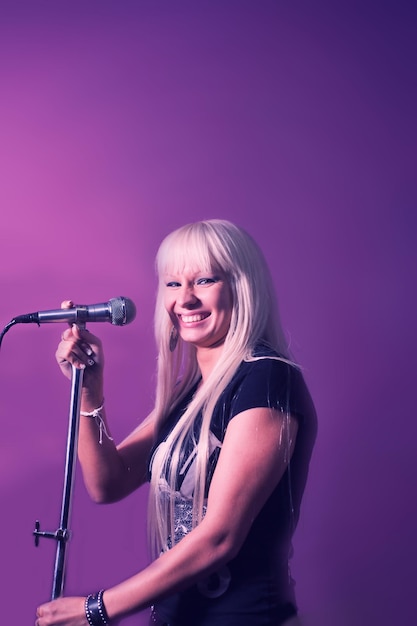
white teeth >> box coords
[181,314,208,323]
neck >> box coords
[196,344,224,382]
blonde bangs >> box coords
[156,221,231,280]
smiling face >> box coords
[163,269,233,352]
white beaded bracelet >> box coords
[80,401,113,445]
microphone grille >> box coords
[109,297,137,326]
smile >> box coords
[179,313,210,323]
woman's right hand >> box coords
[55,301,104,403]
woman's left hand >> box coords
[35,597,86,626]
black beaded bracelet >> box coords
[85,590,110,625]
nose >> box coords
[177,284,199,308]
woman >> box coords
[36,219,317,626]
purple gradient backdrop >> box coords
[0,2,415,624]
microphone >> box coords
[12,297,137,327]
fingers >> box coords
[36,595,86,626]
[60,324,90,343]
[56,300,104,379]
[35,605,42,625]
[58,326,98,370]
[60,301,88,342]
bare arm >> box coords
[56,315,154,503]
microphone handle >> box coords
[15,304,111,324]
[38,304,110,324]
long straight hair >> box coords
[148,219,292,558]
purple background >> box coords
[0,2,416,624]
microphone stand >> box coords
[33,362,84,599]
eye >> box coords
[195,277,218,286]
[166,281,181,288]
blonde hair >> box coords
[148,219,292,558]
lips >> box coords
[179,313,210,323]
